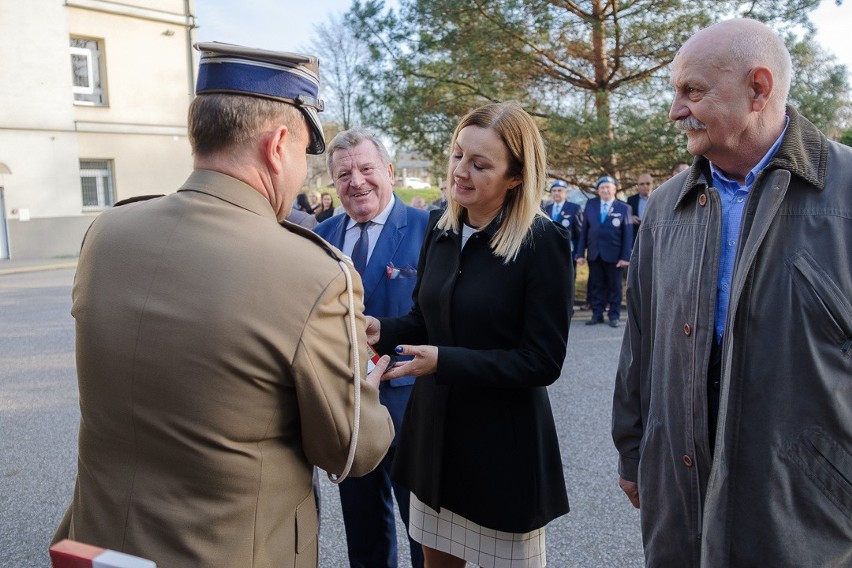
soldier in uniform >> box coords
[53,42,394,567]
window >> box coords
[80,160,115,210]
[70,37,106,106]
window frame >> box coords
[79,159,116,211]
[70,37,106,106]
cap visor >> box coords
[301,107,325,155]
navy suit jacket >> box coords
[626,194,643,220]
[315,196,430,442]
[543,200,582,255]
[577,198,633,264]
[626,194,644,247]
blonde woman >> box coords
[307,190,322,212]
[367,102,573,567]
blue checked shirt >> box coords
[710,117,789,342]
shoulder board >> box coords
[114,194,166,207]
[280,219,349,264]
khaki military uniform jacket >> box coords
[54,170,393,567]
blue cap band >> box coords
[596,176,617,188]
[196,59,320,106]
[193,42,326,154]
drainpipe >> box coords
[184,0,196,100]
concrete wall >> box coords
[0,0,195,260]
[6,216,95,259]
[67,3,194,126]
[77,132,192,199]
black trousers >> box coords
[708,337,723,454]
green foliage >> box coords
[786,34,851,136]
[840,130,852,147]
[395,187,442,205]
[346,0,849,186]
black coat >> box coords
[314,207,334,223]
[377,211,573,532]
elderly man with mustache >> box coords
[612,18,852,568]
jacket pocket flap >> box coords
[295,492,318,554]
[787,427,852,521]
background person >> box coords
[670,160,689,176]
[626,173,653,248]
[295,191,314,212]
[307,189,322,212]
[576,176,632,327]
[52,43,395,567]
[431,180,448,209]
[410,195,429,211]
[286,204,319,228]
[369,102,573,568]
[543,179,582,266]
[314,191,335,222]
[612,19,852,567]
[315,128,429,568]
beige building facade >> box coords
[0,0,196,259]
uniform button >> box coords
[698,194,707,207]
[683,455,694,467]
[683,323,692,336]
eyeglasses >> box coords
[637,182,652,186]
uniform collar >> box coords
[178,169,278,220]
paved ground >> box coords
[1,263,643,567]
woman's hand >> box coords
[365,316,381,345]
[381,344,438,380]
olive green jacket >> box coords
[613,108,852,566]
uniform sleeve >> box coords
[571,206,583,252]
[293,270,394,478]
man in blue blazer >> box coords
[543,179,583,261]
[315,128,428,568]
[576,176,633,327]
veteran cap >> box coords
[194,42,326,154]
[550,179,568,191]
[595,175,617,189]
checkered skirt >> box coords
[409,492,547,568]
